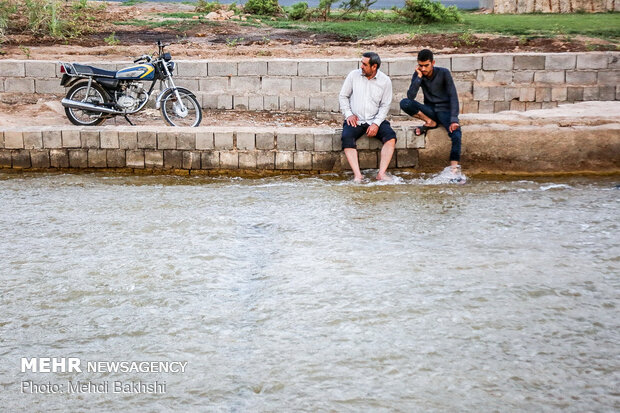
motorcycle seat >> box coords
[73,64,117,78]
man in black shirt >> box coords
[400,49,462,173]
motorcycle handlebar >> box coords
[133,55,152,63]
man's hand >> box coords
[366,123,379,137]
[346,115,358,127]
[415,66,423,78]
[449,122,460,133]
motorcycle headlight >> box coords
[167,61,175,74]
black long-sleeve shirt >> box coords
[406,66,460,123]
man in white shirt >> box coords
[339,52,396,182]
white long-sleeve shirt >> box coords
[339,69,392,126]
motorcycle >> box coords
[59,41,202,127]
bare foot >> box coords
[353,175,364,183]
[376,173,392,181]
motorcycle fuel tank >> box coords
[116,64,155,80]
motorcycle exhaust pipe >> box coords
[61,98,120,115]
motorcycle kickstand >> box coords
[124,115,134,126]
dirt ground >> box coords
[0,1,617,61]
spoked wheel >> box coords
[64,82,110,126]
[160,88,202,127]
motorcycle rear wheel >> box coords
[160,88,202,127]
[64,82,110,126]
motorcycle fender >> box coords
[155,87,196,110]
[60,74,81,88]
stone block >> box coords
[504,87,520,100]
[599,86,616,101]
[388,59,415,76]
[30,150,50,168]
[541,101,558,109]
[551,87,568,101]
[4,131,23,149]
[296,133,314,151]
[164,150,183,169]
[217,95,233,110]
[598,71,620,85]
[158,132,176,149]
[294,151,312,170]
[313,152,339,171]
[567,87,584,102]
[145,151,164,169]
[434,57,451,70]
[276,151,294,170]
[257,151,275,169]
[0,131,3,148]
[509,100,527,111]
[292,77,321,93]
[0,150,10,167]
[196,131,214,150]
[546,54,576,70]
[220,151,239,169]
[137,131,156,149]
[309,97,324,112]
[268,60,298,76]
[98,130,120,149]
[239,151,257,169]
[177,132,196,150]
[234,95,248,110]
[519,87,536,102]
[494,101,510,112]
[473,86,489,101]
[489,86,506,101]
[236,132,255,150]
[0,60,25,77]
[322,78,343,93]
[4,78,35,93]
[262,77,291,93]
[407,129,425,149]
[514,55,545,70]
[476,70,496,82]
[276,133,295,150]
[339,152,351,170]
[483,55,514,70]
[395,127,407,149]
[87,149,105,168]
[396,149,418,168]
[565,71,597,84]
[314,133,333,151]
[608,54,620,69]
[238,61,267,76]
[576,54,608,70]
[107,149,126,168]
[256,132,275,150]
[462,100,479,114]
[11,150,31,168]
[173,79,199,90]
[298,60,328,77]
[451,56,482,72]
[176,61,208,77]
[208,61,237,76]
[264,96,279,111]
[478,101,495,113]
[23,131,43,149]
[35,79,64,94]
[525,102,542,110]
[280,96,295,111]
[248,96,264,111]
[214,132,234,150]
[513,70,535,83]
[358,151,377,169]
[535,87,552,102]
[62,130,81,148]
[199,77,228,92]
[183,151,201,169]
[126,150,145,168]
[230,76,261,92]
[42,130,62,148]
[356,135,370,150]
[50,149,69,168]
[324,96,340,112]
[583,87,599,101]
[295,96,310,111]
[494,71,513,83]
[80,131,99,149]
[328,60,358,76]
[201,151,219,169]
[202,94,218,109]
[534,71,565,84]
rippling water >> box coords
[1,172,618,411]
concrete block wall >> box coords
[1,52,618,115]
[490,0,620,13]
[0,125,421,171]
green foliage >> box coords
[0,0,17,42]
[244,0,281,15]
[317,0,333,20]
[286,2,307,20]
[194,0,222,13]
[104,31,120,45]
[339,0,377,18]
[396,0,461,24]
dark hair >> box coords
[362,52,381,69]
[417,49,434,62]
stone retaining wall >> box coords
[1,52,618,115]
[487,0,619,13]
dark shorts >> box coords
[341,120,397,150]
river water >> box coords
[1,172,618,411]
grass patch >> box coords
[114,19,203,30]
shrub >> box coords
[243,0,281,16]
[0,0,17,42]
[397,0,461,24]
[195,0,223,13]
[339,0,376,18]
[286,1,307,20]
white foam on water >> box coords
[407,166,468,186]
[540,184,574,191]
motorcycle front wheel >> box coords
[64,82,110,126]
[160,88,202,127]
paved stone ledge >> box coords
[1,52,618,115]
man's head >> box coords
[417,49,435,77]
[361,52,381,78]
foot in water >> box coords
[448,165,466,184]
[376,172,392,182]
